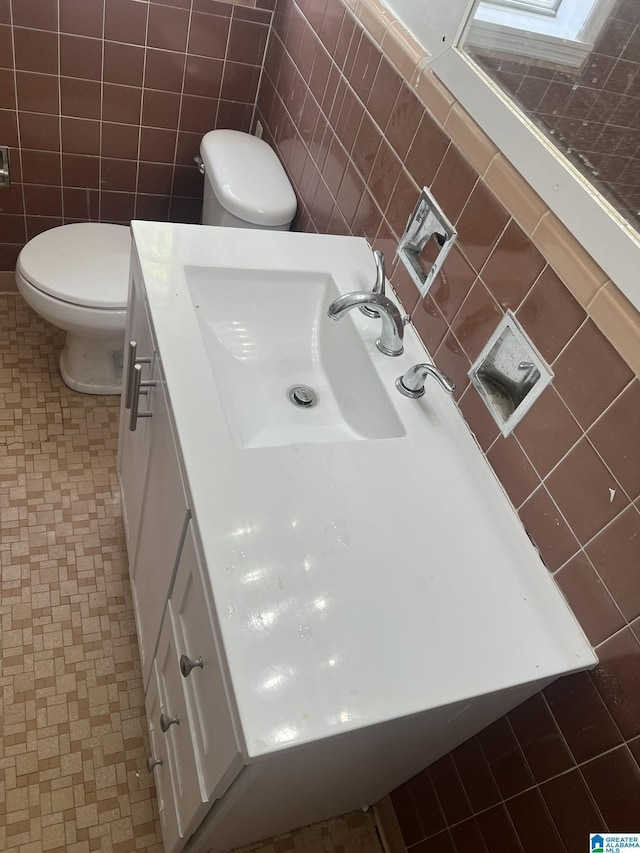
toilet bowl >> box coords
[15,223,130,395]
[15,130,297,395]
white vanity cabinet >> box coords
[119,222,596,853]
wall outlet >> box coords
[254,120,263,140]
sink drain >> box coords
[288,385,318,408]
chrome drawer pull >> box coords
[125,341,151,410]
[129,364,155,432]
[147,756,163,772]
[180,654,203,678]
[160,712,180,733]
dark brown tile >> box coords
[170,194,202,223]
[352,112,383,184]
[412,294,449,356]
[586,505,640,622]
[588,379,640,502]
[59,34,102,81]
[19,111,60,151]
[544,670,622,763]
[16,72,59,115]
[26,215,62,239]
[477,717,535,800]
[335,162,364,228]
[411,832,455,852]
[481,220,545,311]
[139,127,177,163]
[556,551,626,646]
[137,162,173,196]
[193,0,232,15]
[487,435,540,508]
[591,626,640,739]
[321,136,347,199]
[335,88,364,157]
[0,25,13,69]
[20,150,61,186]
[0,68,15,109]
[541,769,605,849]
[476,805,523,853]
[216,101,253,134]
[545,437,628,546]
[60,77,101,120]
[100,190,135,223]
[514,385,582,479]
[101,158,137,194]
[405,111,450,190]
[188,10,229,59]
[451,737,500,813]
[552,320,634,431]
[333,12,356,71]
[104,0,149,45]
[147,55,188,100]
[61,117,100,156]
[62,153,100,189]
[405,768,445,839]
[458,384,500,452]
[135,194,170,221]
[389,258,419,315]
[385,83,424,162]
[221,62,260,104]
[62,186,99,220]
[318,0,343,55]
[434,332,471,401]
[142,90,181,130]
[373,218,398,268]
[23,184,62,217]
[428,245,476,325]
[430,144,478,225]
[327,203,349,236]
[582,746,640,830]
[179,95,218,134]
[350,34,381,105]
[451,279,503,362]
[450,818,488,852]
[101,123,140,160]
[386,168,419,239]
[184,55,224,98]
[506,789,564,852]
[0,213,27,243]
[351,189,381,243]
[366,57,402,137]
[228,19,269,65]
[518,485,580,571]
[369,139,402,216]
[516,265,586,364]
[508,692,574,782]
[456,181,510,274]
[60,0,105,38]
[172,164,203,198]
[13,28,58,75]
[0,182,24,214]
[103,42,145,88]
[428,755,472,826]
[147,3,189,52]
[0,243,22,271]
[102,84,142,125]
[13,0,58,31]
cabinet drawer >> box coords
[146,665,181,853]
[170,522,242,802]
[155,614,209,841]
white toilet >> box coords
[15,129,297,395]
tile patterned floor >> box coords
[0,295,384,853]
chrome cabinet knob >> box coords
[160,712,180,733]
[147,756,163,772]
[180,654,203,678]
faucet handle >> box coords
[396,363,456,398]
[360,249,385,318]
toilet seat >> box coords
[17,223,130,310]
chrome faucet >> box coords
[396,363,456,398]
[327,291,404,356]
[360,249,385,318]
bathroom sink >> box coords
[185,266,404,448]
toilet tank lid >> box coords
[17,223,131,310]
[200,130,297,227]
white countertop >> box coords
[130,221,596,760]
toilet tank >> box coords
[200,130,297,231]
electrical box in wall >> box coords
[0,146,10,188]
[397,187,457,297]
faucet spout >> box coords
[327,291,404,356]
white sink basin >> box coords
[185,266,404,448]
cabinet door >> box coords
[130,370,189,688]
[155,613,209,841]
[169,522,242,801]
[146,665,182,853]
[117,275,155,564]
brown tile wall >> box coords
[255,0,640,846]
[470,0,640,230]
[0,0,274,272]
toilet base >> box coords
[59,332,124,395]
